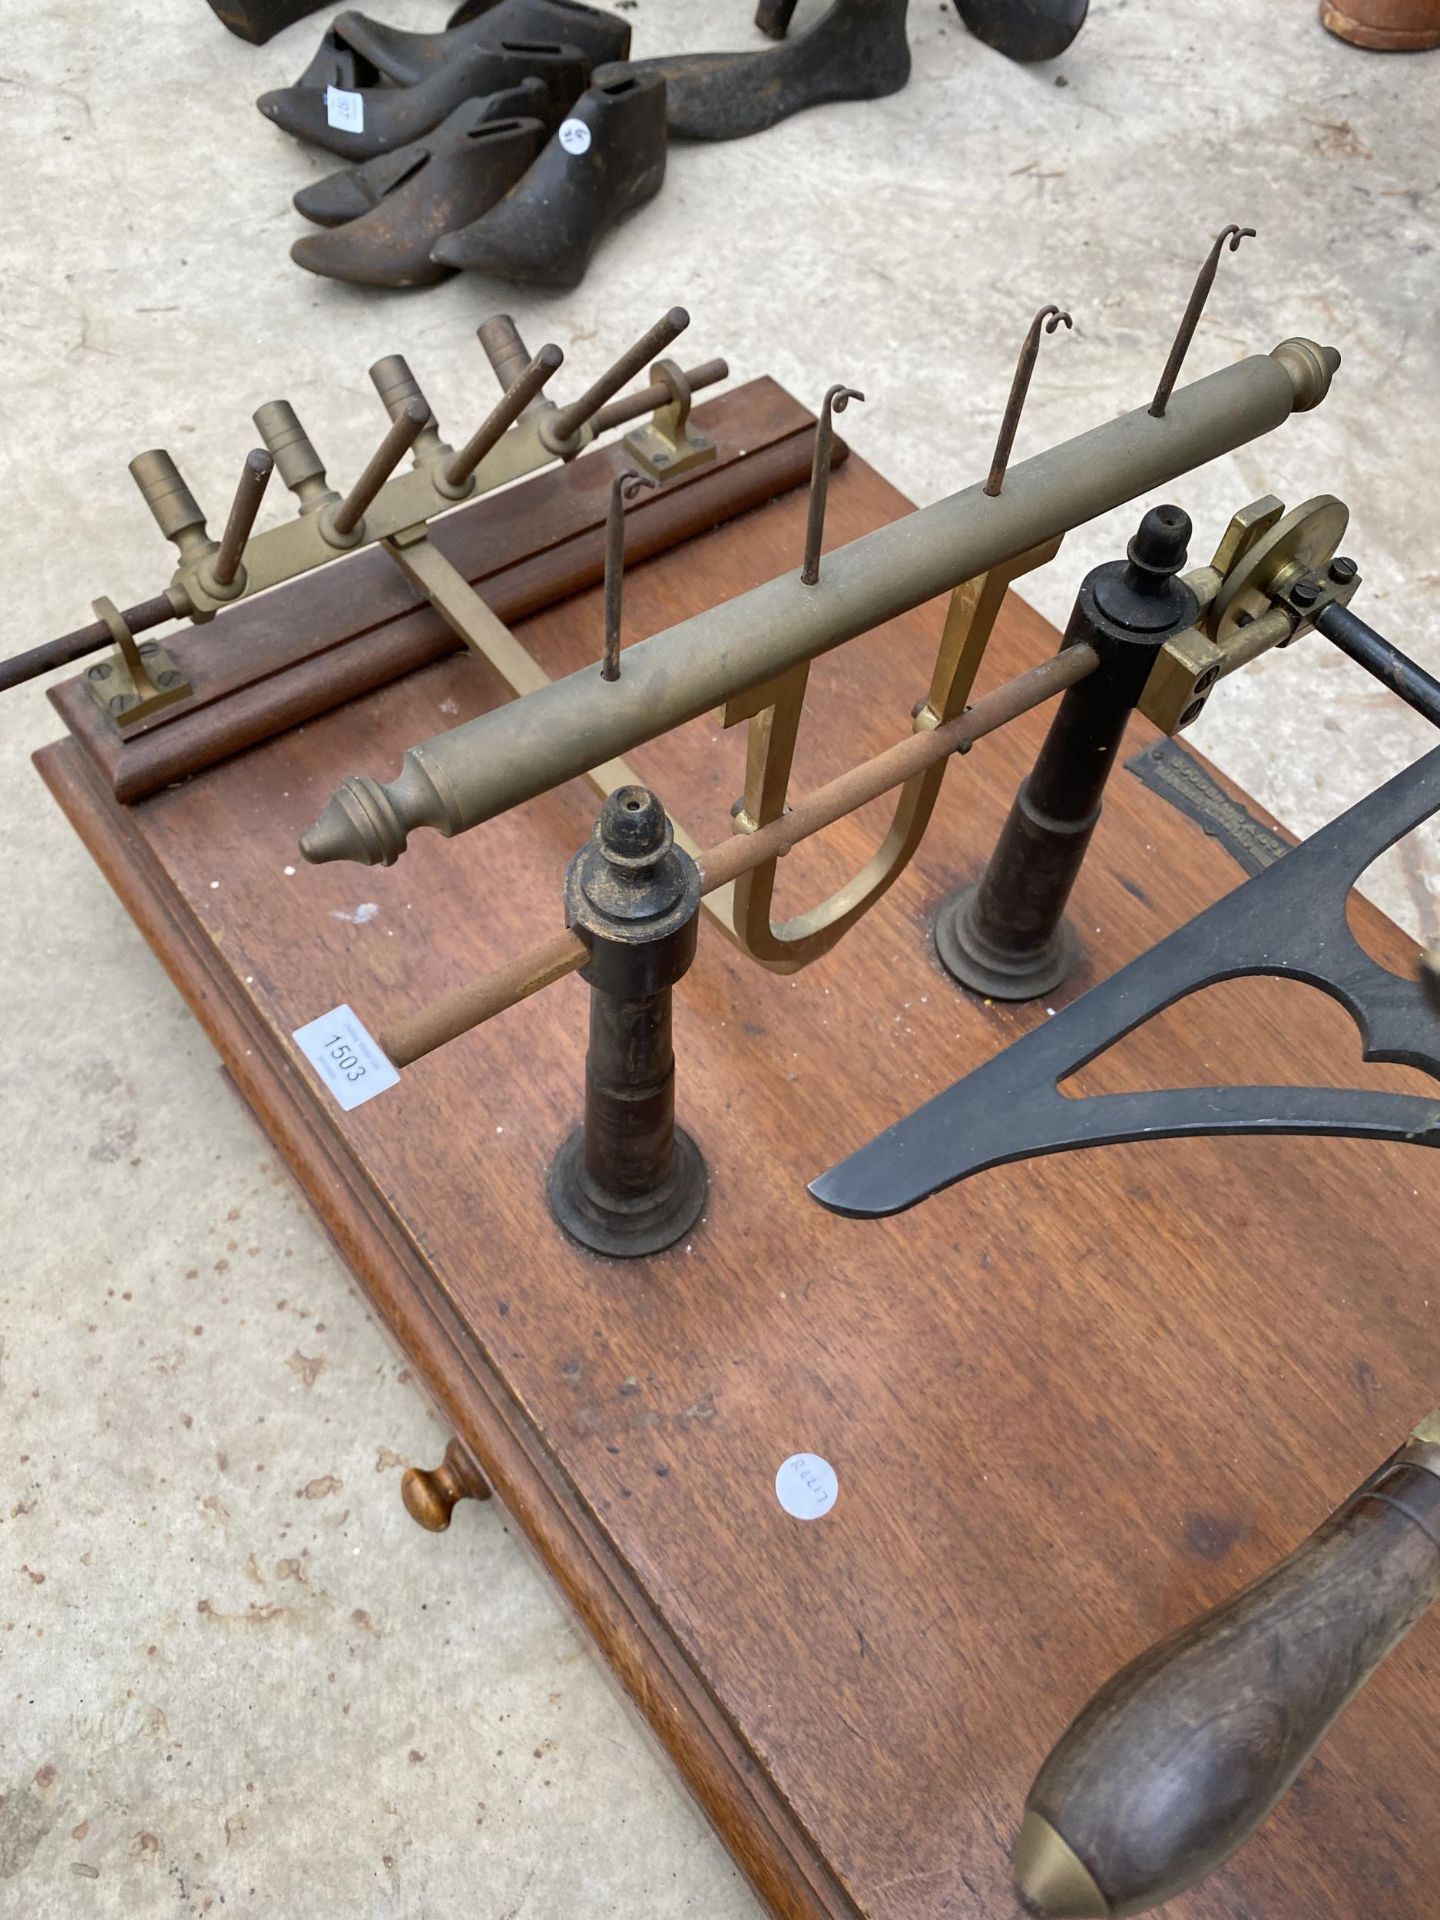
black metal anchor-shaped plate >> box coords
[810,745,1440,1219]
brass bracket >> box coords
[623,359,715,482]
[1140,494,1358,735]
[82,596,191,728]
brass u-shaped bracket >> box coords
[713,538,1063,972]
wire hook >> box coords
[801,384,865,585]
[1149,224,1256,419]
[602,470,659,681]
[985,306,1072,498]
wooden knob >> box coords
[401,1438,492,1532]
[1016,1419,1440,1916]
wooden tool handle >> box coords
[1014,1431,1440,1918]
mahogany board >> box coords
[35,411,1440,1920]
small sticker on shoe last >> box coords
[325,86,364,133]
[775,1453,838,1522]
[557,117,592,156]
[293,1004,397,1112]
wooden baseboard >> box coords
[34,389,1440,1920]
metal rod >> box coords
[801,385,864,585]
[377,643,1098,1066]
[603,471,658,680]
[0,592,179,695]
[444,343,564,490]
[545,307,690,449]
[1315,601,1440,727]
[985,305,1072,498]
[210,449,274,588]
[1150,224,1256,418]
[590,357,729,437]
[328,399,430,541]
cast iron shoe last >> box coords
[953,0,1087,60]
[209,0,345,45]
[291,0,503,88]
[293,78,553,225]
[293,25,379,92]
[258,38,590,158]
[430,68,665,288]
[332,0,631,85]
[292,114,547,286]
[625,0,910,142]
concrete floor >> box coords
[1,1,1436,1914]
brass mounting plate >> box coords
[624,417,717,481]
[83,641,192,728]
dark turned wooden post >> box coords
[933,505,1199,1001]
[547,784,708,1258]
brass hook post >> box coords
[602,471,659,681]
[801,384,864,585]
[1150,225,1256,418]
[985,305,1072,498]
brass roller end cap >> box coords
[1012,1811,1110,1919]
[300,775,405,868]
[1270,338,1342,412]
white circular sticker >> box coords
[775,1452,838,1522]
[558,118,592,156]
